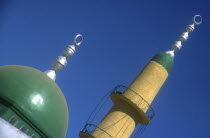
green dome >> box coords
[151,51,174,73]
[0,65,69,138]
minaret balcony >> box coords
[110,85,155,125]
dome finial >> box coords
[171,15,202,52]
[45,34,83,81]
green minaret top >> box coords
[151,51,174,73]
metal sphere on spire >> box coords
[186,24,195,33]
[53,56,67,71]
[179,32,189,42]
[172,41,182,51]
[64,45,76,57]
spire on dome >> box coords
[44,34,83,81]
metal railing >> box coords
[111,85,155,121]
[81,123,113,138]
[80,85,154,138]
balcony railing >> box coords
[111,85,155,121]
[80,123,113,138]
[80,85,153,138]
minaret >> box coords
[79,15,202,138]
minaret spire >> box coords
[44,34,83,81]
[171,15,202,53]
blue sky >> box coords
[0,0,210,138]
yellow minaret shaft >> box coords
[126,61,168,106]
[80,52,174,138]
